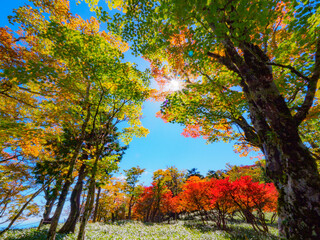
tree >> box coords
[95,177,127,222]
[162,166,186,197]
[0,184,45,236]
[224,162,268,183]
[34,162,63,228]
[0,156,40,232]
[150,169,171,222]
[123,166,145,220]
[87,0,320,238]
[133,185,155,222]
[159,190,178,223]
[59,129,127,234]
[132,168,183,222]
[208,178,235,230]
[227,176,278,233]
[186,168,203,179]
[177,176,212,224]
[206,169,226,179]
[2,1,150,239]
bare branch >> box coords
[0,155,22,164]
[266,62,310,81]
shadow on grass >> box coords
[183,221,278,240]
[183,221,221,233]
[228,218,278,230]
[227,224,278,240]
[142,222,155,226]
[3,228,67,240]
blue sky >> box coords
[1,0,257,186]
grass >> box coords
[1,218,279,240]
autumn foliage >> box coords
[132,174,278,232]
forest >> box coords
[0,0,319,239]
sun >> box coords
[164,78,184,92]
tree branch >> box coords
[0,155,22,164]
[233,116,261,148]
[0,184,47,236]
[207,51,240,74]
[294,37,320,126]
[266,62,310,82]
[0,92,37,108]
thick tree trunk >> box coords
[247,80,320,238]
[246,67,320,238]
[221,40,320,239]
[265,140,320,239]
[58,163,86,234]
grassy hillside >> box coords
[2,220,278,240]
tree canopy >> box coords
[84,0,320,238]
[1,0,320,239]
[0,0,150,239]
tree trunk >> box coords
[244,67,320,238]
[58,163,86,234]
[47,83,91,240]
[77,150,100,240]
[265,140,320,239]
[127,195,134,220]
[38,193,56,229]
[47,178,73,240]
[92,186,101,223]
[38,179,63,230]
[246,81,320,238]
[47,143,83,240]
[220,40,320,239]
[77,178,96,240]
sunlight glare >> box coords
[165,78,184,92]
